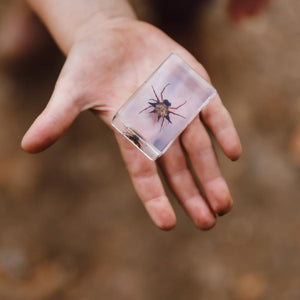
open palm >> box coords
[22,19,242,230]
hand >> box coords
[21,18,242,230]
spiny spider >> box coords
[139,83,186,130]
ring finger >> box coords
[181,117,233,216]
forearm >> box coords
[26,0,136,54]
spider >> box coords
[139,83,186,130]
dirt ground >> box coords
[0,0,300,299]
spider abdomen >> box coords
[154,103,169,117]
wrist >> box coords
[73,11,137,49]
[26,0,136,54]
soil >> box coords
[0,0,299,299]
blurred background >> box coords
[0,0,300,299]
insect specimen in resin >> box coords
[139,83,186,130]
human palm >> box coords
[22,19,242,230]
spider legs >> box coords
[160,83,171,101]
[159,114,172,131]
[169,111,186,118]
[160,117,165,131]
[139,102,156,114]
[170,100,187,110]
[139,106,152,114]
[151,86,160,102]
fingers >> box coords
[201,93,242,161]
[21,69,84,153]
[177,50,242,161]
[159,139,216,230]
[115,133,176,230]
[182,117,233,216]
[21,95,79,153]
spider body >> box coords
[139,84,186,130]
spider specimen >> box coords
[139,83,186,130]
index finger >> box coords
[201,93,242,161]
[115,133,176,230]
[177,51,242,161]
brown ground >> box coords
[0,0,300,299]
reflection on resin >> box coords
[124,130,142,149]
[112,53,216,161]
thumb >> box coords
[21,77,82,153]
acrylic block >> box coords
[111,53,216,160]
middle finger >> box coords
[181,117,233,215]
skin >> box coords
[228,0,270,21]
[21,0,242,230]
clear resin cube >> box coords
[111,53,216,160]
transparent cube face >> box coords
[112,53,216,160]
